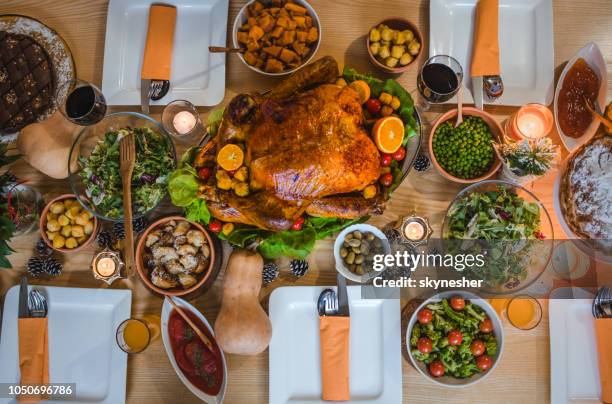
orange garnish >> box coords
[349,80,371,104]
[217,144,244,171]
[373,116,404,154]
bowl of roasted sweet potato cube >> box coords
[232,0,321,75]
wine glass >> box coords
[57,79,107,126]
[416,55,463,111]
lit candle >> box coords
[403,221,425,241]
[96,257,116,276]
[172,111,197,135]
[507,104,553,140]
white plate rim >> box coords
[268,286,402,404]
[429,0,555,107]
[0,285,131,404]
[553,42,608,153]
[101,0,229,106]
[160,296,227,404]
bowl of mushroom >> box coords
[136,216,215,296]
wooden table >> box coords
[1,1,611,403]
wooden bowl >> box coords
[428,107,503,184]
[366,18,423,74]
[136,216,216,297]
[39,194,99,253]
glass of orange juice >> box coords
[506,295,542,330]
[116,318,151,353]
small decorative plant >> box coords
[0,143,20,268]
[495,137,557,184]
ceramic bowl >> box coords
[334,224,391,283]
[406,290,504,388]
[39,193,99,253]
[232,0,321,76]
[136,216,215,297]
[366,18,423,73]
[428,107,503,184]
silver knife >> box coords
[336,273,350,317]
[472,76,484,110]
[140,79,151,114]
[18,276,29,318]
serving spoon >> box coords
[584,96,612,131]
[454,86,463,127]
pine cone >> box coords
[35,238,53,257]
[262,262,279,285]
[96,231,115,249]
[43,257,63,277]
[27,256,46,278]
[413,154,430,172]
[290,259,309,278]
[112,217,149,239]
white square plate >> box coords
[269,286,402,404]
[549,288,601,404]
[0,286,131,404]
[102,0,228,106]
[429,0,555,106]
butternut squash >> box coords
[214,249,272,355]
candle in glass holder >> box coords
[92,250,123,284]
[506,104,553,140]
[172,110,197,135]
[96,257,116,276]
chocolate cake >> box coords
[0,31,55,133]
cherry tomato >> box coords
[447,329,463,346]
[379,172,393,187]
[429,360,445,377]
[450,295,466,311]
[365,98,382,115]
[380,153,393,167]
[479,318,493,333]
[392,147,406,161]
[291,216,305,231]
[470,340,485,357]
[197,167,212,180]
[209,220,222,233]
[417,337,433,354]
[417,308,433,325]
[476,354,493,371]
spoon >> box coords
[454,86,463,128]
[484,75,504,100]
[209,46,244,53]
[583,96,612,131]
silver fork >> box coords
[325,293,338,315]
[28,289,48,318]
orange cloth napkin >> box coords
[595,318,612,403]
[470,0,500,77]
[319,316,350,401]
[141,4,177,80]
[18,318,49,403]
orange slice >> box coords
[349,80,371,104]
[217,144,244,171]
[373,116,404,154]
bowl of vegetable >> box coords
[407,291,504,387]
[366,18,422,73]
[334,224,391,283]
[67,112,177,222]
[232,0,321,76]
[442,180,554,293]
[428,108,503,183]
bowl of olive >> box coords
[334,224,391,283]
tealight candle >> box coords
[396,214,432,246]
[96,257,116,276]
[172,110,197,135]
[506,104,553,140]
[403,221,425,241]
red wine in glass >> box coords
[64,83,107,126]
[417,55,463,109]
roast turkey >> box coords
[201,57,384,231]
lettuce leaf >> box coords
[185,199,211,225]
[207,108,225,137]
[167,167,199,207]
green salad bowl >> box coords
[68,112,177,222]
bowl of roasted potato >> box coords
[367,18,422,73]
[39,194,99,253]
[232,0,321,75]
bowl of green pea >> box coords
[429,108,503,183]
